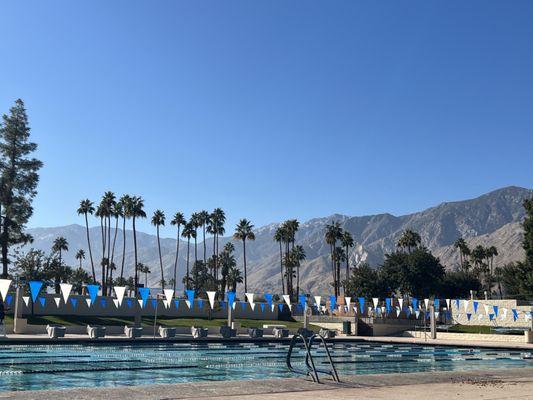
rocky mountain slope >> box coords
[21,186,532,294]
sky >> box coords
[1,1,532,238]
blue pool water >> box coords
[0,341,531,391]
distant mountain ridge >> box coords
[21,186,532,294]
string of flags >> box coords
[0,278,532,321]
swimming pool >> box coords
[0,341,531,391]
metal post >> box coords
[430,305,436,339]
[227,300,233,328]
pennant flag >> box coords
[6,294,12,306]
[29,281,43,303]
[0,279,11,301]
[489,314,495,321]
[185,289,195,306]
[359,297,365,314]
[455,299,460,309]
[466,313,472,321]
[398,298,404,310]
[395,307,401,317]
[265,293,273,308]
[126,298,133,308]
[70,298,77,308]
[197,299,203,309]
[101,298,107,308]
[206,291,217,309]
[114,286,126,306]
[282,294,291,307]
[151,299,157,309]
[412,298,419,310]
[260,303,265,312]
[314,296,321,308]
[424,298,429,310]
[59,283,73,304]
[299,295,307,310]
[137,287,150,308]
[113,299,120,308]
[385,298,391,314]
[446,299,451,309]
[463,300,470,312]
[174,299,180,309]
[250,302,255,311]
[405,307,411,318]
[220,300,226,310]
[138,299,143,308]
[164,289,174,305]
[512,309,518,321]
[434,299,440,310]
[483,304,490,315]
[426,311,430,319]
[54,297,61,307]
[493,305,499,317]
[278,303,284,312]
[345,296,351,311]
[87,284,100,306]
[38,297,46,307]
[501,308,508,320]
[372,297,379,308]
[329,295,336,312]
[473,301,479,314]
[185,300,191,309]
[240,301,247,311]
[23,296,30,307]
[415,310,420,318]
[435,311,440,319]
[245,293,255,306]
[226,292,236,310]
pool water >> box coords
[0,341,531,391]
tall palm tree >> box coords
[130,196,146,291]
[227,266,243,292]
[486,245,498,275]
[118,194,132,280]
[151,209,166,290]
[233,219,255,293]
[52,236,69,267]
[170,212,186,293]
[110,201,122,277]
[138,263,151,287]
[291,245,306,298]
[396,229,421,253]
[75,249,86,270]
[77,199,96,281]
[454,237,470,270]
[190,213,201,264]
[198,210,210,262]
[181,222,195,290]
[207,208,226,281]
[273,226,285,293]
[325,221,343,296]
[340,230,354,286]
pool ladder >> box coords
[286,331,340,384]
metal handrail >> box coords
[286,332,340,384]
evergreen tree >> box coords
[0,99,43,277]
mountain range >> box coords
[21,186,532,294]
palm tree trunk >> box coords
[243,239,247,293]
[157,225,164,290]
[202,225,206,262]
[85,213,96,281]
[120,216,126,279]
[186,239,190,290]
[133,216,138,291]
[173,226,181,293]
[279,241,284,293]
[194,235,198,263]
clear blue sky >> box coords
[1,1,532,238]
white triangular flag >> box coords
[185,300,191,309]
[282,295,291,307]
[23,296,30,306]
[86,298,92,307]
[232,301,236,310]
[415,310,420,318]
[483,304,490,315]
[271,304,275,312]
[114,286,126,306]
[398,298,404,310]
[446,299,451,309]
[206,291,216,309]
[113,299,120,308]
[138,299,144,308]
[0,279,11,301]
[60,283,72,304]
[251,303,256,311]
[464,300,470,312]
[245,293,255,306]
[396,307,401,317]
[314,296,321,307]
[435,311,440,319]
[345,297,351,310]
[164,289,174,304]
[424,298,429,309]
[54,297,61,307]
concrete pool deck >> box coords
[1,367,532,399]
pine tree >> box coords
[0,99,43,277]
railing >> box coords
[286,331,340,384]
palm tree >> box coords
[77,199,96,281]
[181,222,195,290]
[138,263,151,287]
[110,201,123,278]
[130,196,146,291]
[396,229,421,253]
[340,231,354,288]
[325,221,343,296]
[207,208,226,281]
[190,213,202,264]
[118,194,132,280]
[273,226,285,293]
[486,245,498,275]
[454,237,469,270]
[75,249,86,270]
[233,219,255,293]
[198,210,210,262]
[170,212,186,293]
[227,266,243,292]
[333,246,346,294]
[151,209,166,290]
[52,236,69,293]
[291,245,306,298]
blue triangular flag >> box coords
[226,292,236,310]
[385,298,391,313]
[260,303,265,312]
[138,287,150,307]
[100,298,106,308]
[493,305,499,317]
[38,297,46,307]
[174,299,180,308]
[329,295,336,312]
[197,299,203,309]
[359,297,365,314]
[278,303,284,312]
[489,314,495,321]
[87,284,100,305]
[29,281,43,303]
[454,299,460,309]
[240,301,247,311]
[434,299,440,309]
[473,301,479,313]
[185,289,195,306]
[412,298,419,310]
[299,295,307,309]
[405,307,411,318]
[264,293,273,308]
[6,294,12,306]
[151,298,157,309]
[220,300,226,310]
[466,313,472,321]
[70,298,78,308]
[126,299,133,308]
[512,309,518,321]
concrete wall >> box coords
[404,330,531,343]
